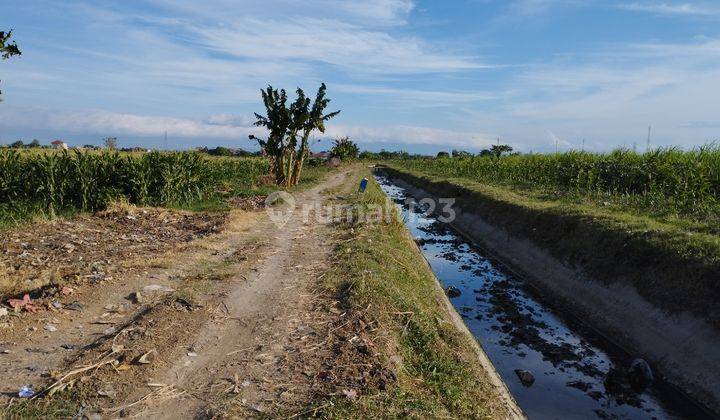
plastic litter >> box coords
[8,294,40,313]
[18,385,34,398]
[359,177,369,193]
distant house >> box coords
[51,140,68,150]
[311,151,330,159]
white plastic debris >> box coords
[18,385,34,398]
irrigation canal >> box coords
[375,173,705,420]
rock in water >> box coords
[515,369,535,387]
[628,358,653,391]
[446,286,462,298]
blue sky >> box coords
[1,0,720,153]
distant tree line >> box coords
[437,144,515,159]
[2,139,43,149]
[359,149,426,160]
[197,146,260,157]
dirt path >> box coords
[1,169,361,419]
[131,171,348,418]
[0,210,246,399]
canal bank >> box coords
[376,167,718,418]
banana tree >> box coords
[0,29,21,99]
[250,87,292,184]
[251,83,340,187]
[289,83,340,186]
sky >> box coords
[1,0,720,154]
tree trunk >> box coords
[290,132,311,187]
[284,149,295,188]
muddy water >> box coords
[375,174,701,420]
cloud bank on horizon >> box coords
[1,0,719,153]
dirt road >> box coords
[1,170,384,418]
[135,170,349,418]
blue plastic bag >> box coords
[359,178,369,193]
[18,385,34,398]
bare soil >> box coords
[0,205,226,296]
[0,171,392,418]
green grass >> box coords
[0,390,82,419]
[314,168,508,418]
[382,165,720,329]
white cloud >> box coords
[204,114,256,127]
[334,84,498,105]
[627,37,720,58]
[494,36,720,150]
[147,0,415,26]
[326,124,495,147]
[618,2,720,17]
[499,0,591,18]
[0,107,257,140]
[324,0,415,24]
[186,18,486,75]
[0,106,493,148]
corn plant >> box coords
[0,149,272,220]
[394,146,720,219]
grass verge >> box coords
[382,164,720,329]
[0,390,84,419]
[314,167,512,418]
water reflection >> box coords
[376,173,691,420]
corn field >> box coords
[395,147,720,217]
[0,150,269,217]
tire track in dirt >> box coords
[112,171,349,418]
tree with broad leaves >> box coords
[289,84,340,186]
[331,136,359,160]
[489,144,513,158]
[1,30,21,100]
[452,149,472,158]
[250,87,293,183]
[251,83,340,187]
[104,137,118,150]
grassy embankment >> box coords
[398,149,720,231]
[1,165,515,419]
[0,149,328,229]
[383,154,720,328]
[313,167,514,418]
